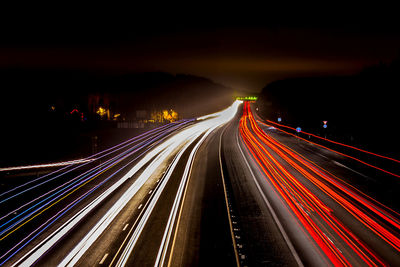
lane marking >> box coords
[323,232,334,244]
[8,121,193,266]
[316,152,329,160]
[122,224,129,231]
[155,102,243,267]
[111,101,242,267]
[332,160,369,178]
[58,147,175,267]
[165,126,232,267]
[138,204,143,210]
[159,129,221,266]
[322,233,342,253]
[99,253,108,264]
[115,141,198,267]
[108,162,170,267]
[236,131,304,267]
[220,125,241,267]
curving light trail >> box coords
[263,119,400,164]
[0,121,188,203]
[0,158,97,172]
[258,120,400,178]
[63,100,241,267]
[0,120,191,230]
[240,101,400,266]
[0,119,193,265]
[3,101,241,266]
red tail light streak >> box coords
[258,120,400,178]
[263,119,400,164]
[239,101,400,266]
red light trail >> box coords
[239,101,400,266]
[255,120,400,178]
[263,119,400,164]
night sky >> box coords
[1,3,399,92]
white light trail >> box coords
[12,101,241,267]
[12,141,174,267]
[154,123,214,267]
[118,101,241,266]
[0,158,96,172]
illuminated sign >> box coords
[236,96,258,101]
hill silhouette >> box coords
[2,69,235,122]
[0,69,235,166]
[256,59,400,159]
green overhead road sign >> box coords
[236,96,258,101]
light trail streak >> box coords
[0,158,96,172]
[0,120,190,238]
[0,120,193,266]
[256,132,400,233]
[0,121,179,202]
[7,101,240,266]
[115,101,241,267]
[155,118,236,267]
[263,119,400,164]
[258,120,400,178]
[114,138,195,267]
[63,100,240,267]
[235,129,304,266]
[239,101,399,266]
[61,144,183,267]
[0,120,190,231]
[9,133,179,266]
[0,120,188,203]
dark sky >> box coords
[1,3,399,92]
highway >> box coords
[0,118,196,266]
[234,101,400,266]
[0,101,241,266]
[1,100,400,266]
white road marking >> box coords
[322,233,342,253]
[220,126,241,267]
[316,152,329,159]
[122,224,129,231]
[332,160,368,178]
[99,253,108,264]
[323,232,334,244]
[14,101,240,267]
[236,132,304,267]
[155,108,241,267]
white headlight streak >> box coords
[13,101,240,267]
